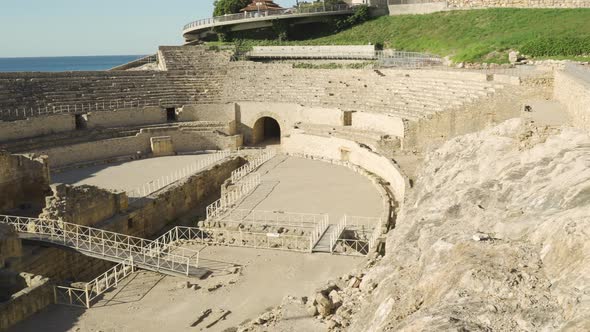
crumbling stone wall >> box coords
[0,152,51,214]
[0,273,53,331]
[39,184,128,228]
[8,247,114,282]
[0,225,22,269]
[554,64,590,130]
[103,157,246,238]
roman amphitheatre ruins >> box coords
[1,1,590,332]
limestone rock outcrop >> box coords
[346,119,590,331]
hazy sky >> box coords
[0,0,296,57]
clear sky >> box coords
[0,0,296,58]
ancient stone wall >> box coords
[9,247,113,284]
[102,157,245,238]
[0,273,53,331]
[0,114,75,142]
[0,225,22,269]
[39,184,128,228]
[282,132,408,203]
[33,129,240,169]
[0,153,51,213]
[402,80,541,150]
[85,107,167,129]
[446,0,590,8]
[554,64,590,130]
[389,0,590,11]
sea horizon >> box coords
[0,54,148,73]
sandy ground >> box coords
[51,153,218,193]
[11,154,382,331]
[9,246,363,332]
[235,155,382,222]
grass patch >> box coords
[208,8,590,63]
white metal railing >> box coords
[231,149,276,183]
[156,226,311,252]
[0,215,201,277]
[221,209,325,229]
[0,99,160,121]
[183,4,352,32]
[330,216,347,253]
[206,173,261,220]
[55,258,135,308]
[329,215,382,256]
[126,150,231,202]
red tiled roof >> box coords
[240,0,284,12]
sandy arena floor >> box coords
[13,154,382,331]
[235,155,383,221]
[51,153,218,194]
[9,246,363,332]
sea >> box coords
[0,55,147,72]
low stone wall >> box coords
[40,184,128,228]
[33,129,241,169]
[85,107,167,129]
[0,114,75,142]
[352,111,405,138]
[0,153,51,214]
[554,64,590,130]
[282,132,408,204]
[446,0,590,8]
[0,273,53,331]
[179,104,237,135]
[389,0,590,12]
[388,2,447,15]
[249,45,376,59]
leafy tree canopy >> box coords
[213,0,251,16]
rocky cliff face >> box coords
[349,119,590,331]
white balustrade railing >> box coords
[127,150,231,202]
[0,215,200,277]
[231,149,276,183]
[206,173,261,220]
[0,99,160,121]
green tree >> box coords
[213,0,250,16]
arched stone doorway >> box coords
[252,116,281,145]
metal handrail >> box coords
[0,99,160,121]
[0,215,198,277]
[183,4,352,32]
[231,149,276,183]
[127,150,232,202]
[206,173,262,220]
[55,258,135,308]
